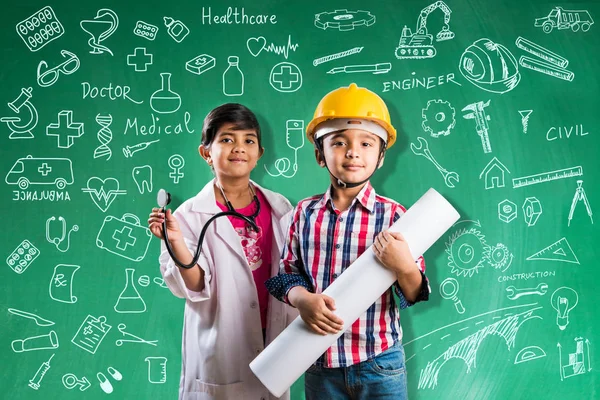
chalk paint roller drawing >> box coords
[250,188,460,397]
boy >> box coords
[265,83,430,399]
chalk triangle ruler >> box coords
[526,237,579,264]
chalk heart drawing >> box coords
[87,177,120,212]
[247,37,267,57]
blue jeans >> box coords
[304,342,408,400]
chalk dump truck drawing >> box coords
[5,155,74,190]
[535,7,594,33]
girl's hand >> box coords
[148,208,183,243]
[373,230,416,275]
[295,292,344,336]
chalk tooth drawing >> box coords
[462,100,492,153]
[94,114,113,160]
[439,278,465,314]
[422,99,455,137]
[395,1,455,59]
[8,308,54,326]
[163,16,189,43]
[168,154,185,184]
[459,38,520,93]
[313,47,363,66]
[62,373,91,391]
[115,323,157,346]
[527,237,579,264]
[446,227,490,277]
[49,264,80,303]
[516,36,574,81]
[327,63,391,75]
[551,287,578,330]
[512,165,583,188]
[46,216,78,252]
[12,330,59,352]
[1,87,38,139]
[81,177,126,212]
[568,180,593,226]
[6,239,40,274]
[80,9,119,56]
[96,214,152,262]
[315,9,376,30]
[558,337,591,381]
[498,199,517,223]
[247,35,299,59]
[186,54,216,75]
[16,6,64,52]
[71,315,112,354]
[479,157,510,190]
[535,7,594,33]
[127,47,153,72]
[488,243,513,272]
[265,120,305,178]
[37,50,80,87]
[28,353,55,390]
[114,269,146,313]
[519,110,533,134]
[123,139,160,158]
[133,20,159,41]
[150,73,181,113]
[411,136,459,188]
[506,283,548,300]
[523,197,542,226]
[46,110,84,148]
[132,165,153,194]
[514,346,547,364]
[222,56,244,96]
[145,357,168,384]
[5,155,73,191]
[270,62,303,93]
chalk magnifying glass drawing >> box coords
[439,277,466,314]
[37,50,80,87]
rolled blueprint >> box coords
[250,188,460,397]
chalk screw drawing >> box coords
[519,110,532,133]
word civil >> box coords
[201,7,277,25]
[124,112,195,135]
[546,124,589,141]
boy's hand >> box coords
[373,231,416,275]
[148,208,183,243]
[292,289,344,335]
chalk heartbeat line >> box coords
[247,35,299,59]
[264,35,299,59]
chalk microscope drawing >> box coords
[265,120,305,178]
[46,216,78,252]
[246,35,299,59]
[1,87,38,139]
[480,157,510,190]
[94,114,113,160]
[80,9,119,56]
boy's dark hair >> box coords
[201,103,262,148]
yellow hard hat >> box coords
[306,83,397,148]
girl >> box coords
[148,103,297,400]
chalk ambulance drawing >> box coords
[5,156,73,190]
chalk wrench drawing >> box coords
[246,35,299,59]
[568,180,593,226]
[514,346,547,364]
[80,9,119,55]
[46,216,78,252]
[265,120,305,178]
[506,283,548,300]
[315,9,375,31]
[411,136,459,188]
[558,337,592,380]
[81,177,126,212]
[551,287,578,331]
[1,87,38,139]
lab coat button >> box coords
[335,244,341,249]
[250,301,258,309]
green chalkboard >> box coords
[2,0,599,399]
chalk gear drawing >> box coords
[314,9,375,31]
[422,99,456,137]
[446,227,490,277]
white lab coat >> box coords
[159,180,298,400]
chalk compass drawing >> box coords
[535,7,594,34]
[94,114,113,160]
[115,323,157,346]
[462,100,492,153]
[16,6,64,52]
[558,337,592,380]
[516,36,574,81]
[1,87,38,139]
[265,120,305,178]
[71,315,112,354]
[395,1,455,59]
[422,99,455,137]
[315,9,375,30]
[37,50,80,87]
[551,287,578,330]
[527,237,579,264]
[28,353,54,390]
[568,180,593,226]
[410,136,459,188]
[46,216,78,252]
[49,264,80,303]
[80,9,119,55]
[82,177,126,212]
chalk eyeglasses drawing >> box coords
[37,50,80,87]
[46,216,78,252]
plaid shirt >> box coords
[265,182,429,368]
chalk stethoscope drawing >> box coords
[265,120,305,178]
[46,216,78,252]
[1,87,38,139]
[37,50,80,87]
[115,323,158,346]
[80,9,119,56]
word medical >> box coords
[382,72,461,92]
[201,7,278,25]
[124,112,195,135]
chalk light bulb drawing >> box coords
[550,287,578,330]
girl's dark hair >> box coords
[201,103,262,148]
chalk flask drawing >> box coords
[114,268,146,313]
[150,73,181,114]
[223,56,244,96]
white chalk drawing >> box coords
[416,306,542,389]
[411,136,459,188]
[446,227,490,277]
[94,114,113,160]
[8,308,54,326]
[270,62,302,93]
[512,166,583,188]
[527,237,579,264]
[153,277,168,288]
[535,7,594,33]
[150,73,181,114]
[71,315,112,354]
[462,100,492,153]
[114,268,147,313]
[17,6,64,52]
[439,278,465,314]
[62,373,91,391]
[46,216,78,252]
[247,35,299,59]
[97,367,122,394]
[459,38,520,93]
[515,346,546,364]
[6,156,73,190]
[498,199,517,223]
[168,154,185,184]
[28,354,55,390]
[1,87,38,139]
[519,110,533,134]
[516,36,574,81]
[123,139,160,158]
[133,20,158,41]
[46,110,84,148]
[138,275,151,287]
[315,9,375,30]
[145,357,167,384]
[551,287,578,330]
[422,99,455,137]
[115,323,157,346]
[523,197,543,226]
[558,337,591,380]
[327,63,391,74]
[49,264,80,303]
[568,180,593,226]
[37,50,80,87]
[222,56,244,96]
[395,1,454,59]
[12,331,59,353]
[186,54,216,75]
[6,239,40,274]
[133,165,153,194]
[97,214,152,262]
[81,177,126,212]
[488,243,514,272]
[163,16,189,42]
[506,283,548,300]
[313,47,363,66]
[480,157,510,189]
[265,120,305,178]
[127,47,153,72]
[80,9,119,55]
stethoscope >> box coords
[46,216,79,252]
[157,181,260,269]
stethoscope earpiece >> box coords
[157,189,171,208]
